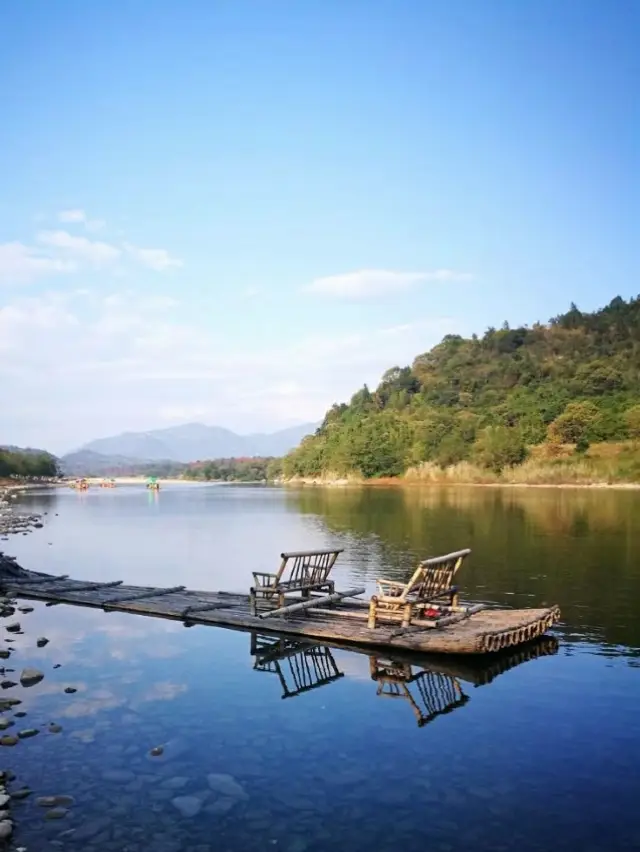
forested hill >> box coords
[279,296,640,480]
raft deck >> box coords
[0,561,560,655]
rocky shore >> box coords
[0,487,45,543]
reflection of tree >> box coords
[286,486,640,652]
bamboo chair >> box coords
[368,548,471,629]
[250,548,344,614]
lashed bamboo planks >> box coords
[0,563,561,656]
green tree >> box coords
[473,426,527,472]
[548,401,600,444]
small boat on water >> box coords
[99,479,116,489]
[146,477,160,491]
[69,478,89,491]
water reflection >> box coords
[248,632,559,728]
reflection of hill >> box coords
[249,632,559,728]
[286,486,640,652]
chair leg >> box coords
[402,603,413,628]
[368,597,378,630]
[249,589,256,616]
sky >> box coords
[1,0,638,454]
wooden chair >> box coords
[250,548,344,615]
[368,548,471,629]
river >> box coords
[2,483,640,852]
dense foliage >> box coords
[282,296,640,479]
[0,447,60,478]
[183,457,272,482]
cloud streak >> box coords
[305,268,473,299]
[0,218,182,286]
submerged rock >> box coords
[48,723,63,734]
[0,681,16,690]
[171,796,203,818]
[10,788,31,800]
[17,606,33,614]
[17,729,39,739]
[45,807,68,820]
[0,718,12,730]
[64,686,77,694]
[206,773,249,800]
[0,820,12,840]
[0,736,18,747]
[149,745,164,757]
[5,624,20,634]
[36,637,49,648]
[20,667,44,687]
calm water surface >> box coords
[3,483,640,852]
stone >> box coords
[37,637,49,648]
[17,728,39,739]
[0,820,12,840]
[207,796,238,815]
[37,796,58,807]
[206,773,248,800]
[45,807,68,820]
[149,745,164,757]
[171,796,203,818]
[0,681,16,690]
[48,723,63,734]
[20,667,44,687]
[101,769,134,783]
[10,787,31,800]
[64,686,77,694]
[160,776,190,790]
[0,736,18,746]
[13,711,26,718]
[0,718,13,730]
[18,606,34,614]
[0,795,8,808]
[5,624,20,634]
[0,651,10,660]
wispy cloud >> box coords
[0,241,77,285]
[305,268,473,299]
[123,243,183,271]
[58,208,106,232]
[38,230,122,268]
[0,216,183,286]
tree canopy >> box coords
[282,296,640,479]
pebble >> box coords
[0,795,9,808]
[64,686,77,694]
[20,667,45,687]
[150,745,164,757]
[10,787,31,800]
[0,651,10,660]
[171,795,203,818]
[37,637,49,648]
[18,606,34,614]
[0,736,18,747]
[14,711,26,718]
[0,680,17,690]
[207,773,249,800]
[45,807,68,820]
[5,624,21,634]
[0,718,13,730]
[17,729,39,739]
[0,820,12,840]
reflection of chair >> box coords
[250,633,344,699]
[369,655,469,727]
[368,548,471,629]
[250,548,343,615]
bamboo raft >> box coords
[0,555,560,655]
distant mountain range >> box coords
[63,422,319,468]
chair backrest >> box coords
[409,548,471,600]
[277,548,344,586]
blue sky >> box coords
[1,0,638,453]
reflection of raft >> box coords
[248,632,559,727]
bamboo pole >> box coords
[259,587,365,619]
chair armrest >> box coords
[252,571,278,588]
[376,578,407,598]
